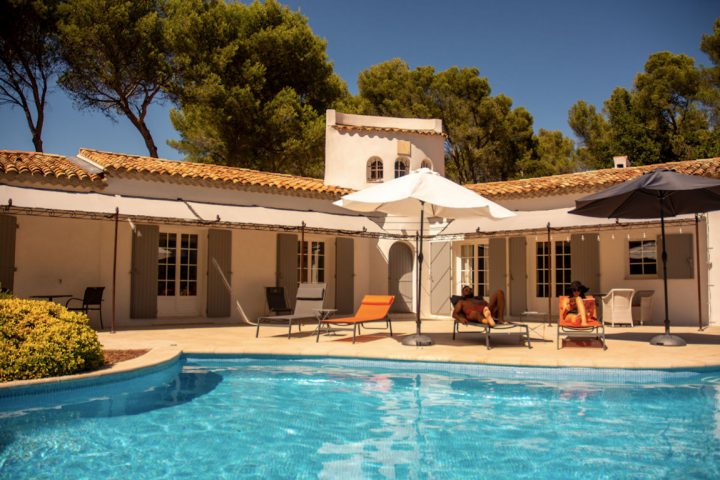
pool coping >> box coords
[0,347,181,394]
[3,344,720,394]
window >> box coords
[367,157,383,182]
[394,157,409,178]
[536,241,549,298]
[555,241,571,297]
[476,244,488,298]
[629,240,657,276]
[298,240,325,283]
[458,242,488,298]
[536,240,572,298]
[459,245,474,288]
[158,233,198,297]
[420,159,432,170]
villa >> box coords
[1,110,719,330]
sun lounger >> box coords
[256,283,326,339]
[557,295,607,350]
[450,296,531,350]
[316,295,394,344]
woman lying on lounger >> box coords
[565,280,591,327]
[452,286,506,327]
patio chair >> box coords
[632,290,654,326]
[602,289,635,327]
[316,295,394,344]
[66,287,105,329]
[256,283,326,339]
[557,295,607,350]
[450,296,531,350]
[265,287,292,315]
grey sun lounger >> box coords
[256,283,326,339]
[450,295,532,350]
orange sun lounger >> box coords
[316,295,394,344]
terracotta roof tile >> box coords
[78,148,351,197]
[333,124,447,137]
[466,157,720,199]
[0,150,104,183]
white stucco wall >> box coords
[324,110,445,190]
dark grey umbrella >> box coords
[569,168,720,346]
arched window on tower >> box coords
[394,157,409,178]
[367,157,383,182]
[420,159,432,170]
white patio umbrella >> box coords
[334,168,515,346]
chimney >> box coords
[613,155,629,169]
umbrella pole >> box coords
[650,196,686,346]
[402,201,433,347]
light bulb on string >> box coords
[581,234,585,241]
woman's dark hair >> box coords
[569,280,589,298]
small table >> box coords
[314,308,337,335]
[521,311,547,339]
[31,294,72,303]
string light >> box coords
[679,227,683,234]
[596,234,600,242]
[611,233,615,240]
[581,234,585,241]
[643,232,646,239]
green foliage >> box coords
[166,0,346,176]
[0,298,104,382]
[516,129,576,178]
[57,0,170,157]
[356,59,536,183]
[569,29,720,167]
[0,0,61,152]
[700,18,720,130]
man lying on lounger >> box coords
[452,286,506,327]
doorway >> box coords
[389,242,413,313]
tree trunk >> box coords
[137,120,159,158]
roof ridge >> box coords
[78,148,325,182]
[466,156,720,188]
[0,149,70,159]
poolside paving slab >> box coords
[93,320,720,376]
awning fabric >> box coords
[438,207,695,237]
[0,185,695,239]
[0,185,388,236]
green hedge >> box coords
[0,298,104,382]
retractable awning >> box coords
[437,207,696,238]
[0,185,390,237]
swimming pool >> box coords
[1,355,719,479]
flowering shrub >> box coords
[0,298,104,382]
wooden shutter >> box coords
[488,237,506,296]
[508,237,527,316]
[659,233,694,279]
[131,224,159,319]
[207,229,232,317]
[276,233,298,309]
[0,215,17,292]
[571,233,600,292]
[430,241,451,315]
[335,237,354,314]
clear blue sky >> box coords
[0,0,717,160]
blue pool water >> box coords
[1,356,720,479]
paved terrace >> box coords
[97,318,720,370]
